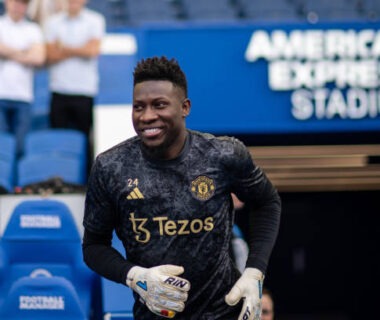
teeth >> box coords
[144,128,159,133]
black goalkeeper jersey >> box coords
[83,130,281,320]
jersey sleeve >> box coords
[227,138,281,274]
[82,155,135,284]
[83,155,116,235]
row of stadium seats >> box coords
[0,199,98,319]
[1,0,379,27]
[0,198,134,319]
[85,0,380,28]
[0,129,87,194]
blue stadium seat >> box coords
[23,129,87,184]
[17,154,85,186]
[182,0,238,21]
[238,0,301,21]
[31,69,50,131]
[0,159,13,193]
[125,0,180,24]
[361,0,380,20]
[0,275,87,320]
[301,0,363,22]
[24,129,87,166]
[0,199,98,318]
[0,132,16,162]
[88,0,128,28]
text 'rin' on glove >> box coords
[127,264,191,318]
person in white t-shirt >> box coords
[0,0,45,156]
[45,0,105,174]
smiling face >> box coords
[132,80,191,160]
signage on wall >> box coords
[245,29,380,121]
[112,22,380,134]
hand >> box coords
[225,268,264,320]
[126,264,191,318]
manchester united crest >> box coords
[191,175,215,201]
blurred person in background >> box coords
[0,0,45,157]
[262,288,275,320]
[27,0,66,29]
[45,0,105,174]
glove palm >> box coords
[225,268,264,320]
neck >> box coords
[68,8,82,17]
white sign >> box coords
[245,29,380,121]
[20,214,61,228]
[19,295,65,310]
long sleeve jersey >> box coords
[83,130,281,320]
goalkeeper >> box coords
[82,56,281,319]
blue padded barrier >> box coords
[0,199,98,318]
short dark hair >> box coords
[133,56,188,97]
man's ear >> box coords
[182,98,191,117]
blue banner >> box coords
[135,21,380,134]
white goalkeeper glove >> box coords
[225,268,264,320]
[126,264,191,318]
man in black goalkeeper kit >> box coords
[82,56,281,320]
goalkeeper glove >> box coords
[126,264,190,318]
[225,268,264,320]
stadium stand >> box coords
[16,129,87,187]
[0,199,98,319]
[0,159,13,193]
[181,0,238,21]
[31,69,50,131]
[24,129,87,173]
[300,0,363,23]
[17,155,85,187]
[89,0,128,28]
[125,0,181,25]
[84,0,379,26]
[360,0,380,20]
[0,132,16,164]
[237,0,302,21]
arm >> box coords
[0,42,17,59]
[82,228,134,284]
[83,158,190,318]
[229,140,281,273]
[0,42,46,67]
[225,140,281,320]
[46,38,101,64]
[82,228,190,319]
[246,177,281,273]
